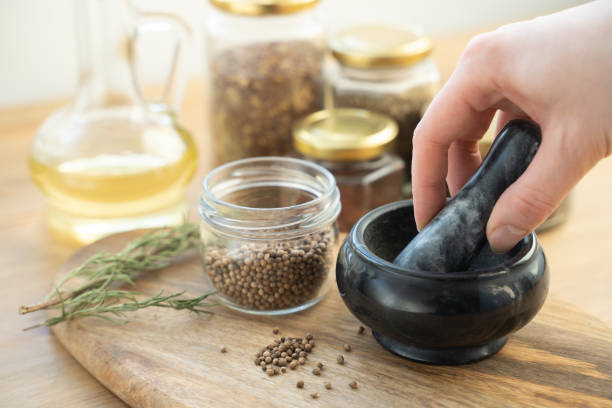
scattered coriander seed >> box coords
[297,380,305,389]
[312,367,321,376]
[337,355,344,365]
[290,361,298,370]
[310,392,319,399]
[349,381,358,389]
[316,362,323,369]
[273,327,280,334]
[324,382,332,390]
[299,357,306,365]
[343,344,352,352]
[220,346,227,353]
[281,367,287,373]
[358,325,365,334]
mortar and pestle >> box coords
[336,120,549,365]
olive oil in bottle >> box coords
[30,109,197,244]
[28,0,197,244]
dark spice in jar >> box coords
[332,88,435,188]
[210,41,324,164]
[204,229,335,311]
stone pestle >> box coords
[393,120,542,272]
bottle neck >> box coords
[73,0,138,110]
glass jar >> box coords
[204,0,325,164]
[327,25,440,196]
[199,157,340,314]
[293,108,404,232]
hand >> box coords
[411,0,612,252]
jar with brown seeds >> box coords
[200,158,340,314]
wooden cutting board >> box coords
[49,231,612,408]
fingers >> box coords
[495,109,530,134]
[446,139,482,196]
[412,33,505,230]
[486,125,592,252]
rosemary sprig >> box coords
[20,222,217,330]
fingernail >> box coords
[489,225,527,253]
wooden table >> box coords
[1,34,610,407]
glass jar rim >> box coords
[200,156,340,239]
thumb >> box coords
[486,129,590,252]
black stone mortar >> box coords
[336,200,549,365]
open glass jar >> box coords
[327,25,440,196]
[199,157,340,314]
[205,0,325,164]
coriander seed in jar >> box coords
[205,0,325,164]
[327,25,441,196]
[199,157,340,314]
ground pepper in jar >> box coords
[327,25,441,195]
[210,41,324,163]
[293,108,404,232]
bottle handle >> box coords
[127,11,192,113]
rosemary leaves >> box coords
[19,223,216,330]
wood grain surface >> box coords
[49,231,612,408]
[1,31,611,407]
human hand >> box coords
[411,0,612,252]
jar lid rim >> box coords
[329,24,433,68]
[293,108,398,161]
[209,0,319,16]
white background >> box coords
[0,0,587,107]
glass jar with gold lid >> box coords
[326,25,440,197]
[293,108,404,232]
[205,0,325,165]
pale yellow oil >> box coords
[30,117,197,244]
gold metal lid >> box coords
[210,0,319,15]
[329,25,433,68]
[293,108,398,161]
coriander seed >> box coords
[358,325,365,334]
[349,381,358,389]
[297,380,304,389]
[324,382,332,390]
[343,344,352,352]
[316,362,323,369]
[266,368,274,376]
[273,327,280,334]
[312,367,321,376]
[337,355,344,365]
[281,367,287,374]
[220,346,227,353]
[310,392,319,399]
[290,360,298,369]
